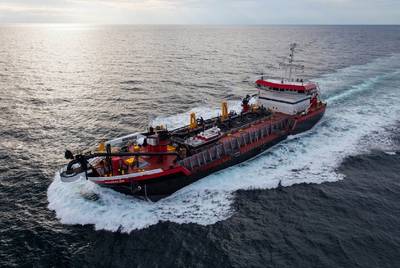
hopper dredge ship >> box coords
[60,44,326,200]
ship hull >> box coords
[98,104,326,200]
[100,133,287,200]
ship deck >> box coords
[219,112,290,140]
[90,111,293,178]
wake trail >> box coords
[48,54,400,232]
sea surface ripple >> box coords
[1,25,400,267]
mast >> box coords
[288,43,296,81]
[279,43,304,83]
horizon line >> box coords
[0,22,399,26]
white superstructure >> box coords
[259,90,311,115]
[256,43,319,115]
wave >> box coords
[48,54,400,232]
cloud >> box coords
[70,0,161,9]
[0,0,399,24]
[0,3,63,13]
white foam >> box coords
[48,54,400,232]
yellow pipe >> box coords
[221,101,228,120]
[189,112,197,129]
[98,141,105,152]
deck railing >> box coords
[179,118,290,170]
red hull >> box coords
[93,104,326,200]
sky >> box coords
[0,0,399,24]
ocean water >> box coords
[1,25,400,267]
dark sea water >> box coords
[1,25,400,267]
